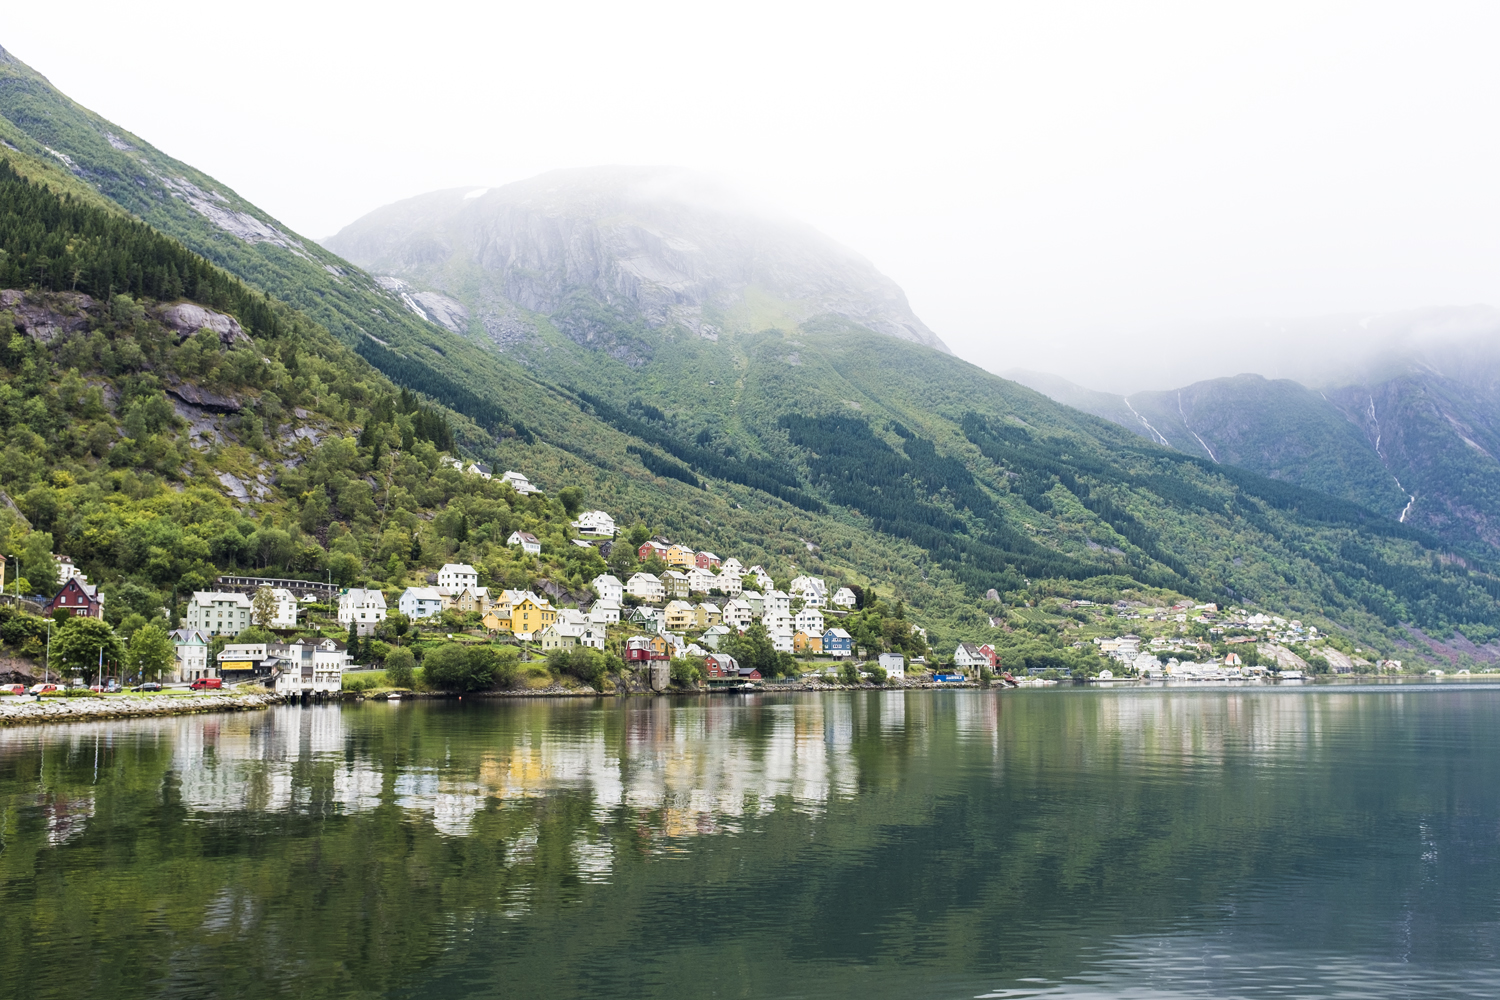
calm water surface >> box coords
[3,686,1500,999]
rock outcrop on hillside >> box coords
[324,167,948,353]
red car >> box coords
[190,678,223,691]
[1,684,24,696]
[28,683,57,695]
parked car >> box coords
[29,683,57,694]
[1,684,25,696]
[134,682,164,692]
[190,678,223,691]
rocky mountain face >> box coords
[1012,334,1500,553]
[322,168,948,355]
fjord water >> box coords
[3,689,1500,999]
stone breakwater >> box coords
[0,691,282,725]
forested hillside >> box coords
[6,41,1500,668]
[0,157,615,667]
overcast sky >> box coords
[7,1,1500,392]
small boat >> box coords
[1279,670,1305,681]
[387,693,402,702]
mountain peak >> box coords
[323,165,949,353]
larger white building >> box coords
[184,591,255,637]
[627,572,666,602]
[437,563,479,591]
[573,510,617,537]
[591,574,624,604]
[338,589,388,636]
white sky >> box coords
[7,1,1500,392]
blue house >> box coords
[823,627,853,658]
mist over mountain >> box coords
[1009,304,1500,395]
[1012,318,1500,552]
[322,167,948,356]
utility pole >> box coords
[44,620,52,684]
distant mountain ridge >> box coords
[1011,328,1500,552]
[322,168,949,355]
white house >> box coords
[714,569,743,595]
[790,575,827,607]
[764,611,793,635]
[747,565,774,591]
[769,627,795,654]
[438,563,480,591]
[701,624,732,649]
[720,557,744,575]
[185,591,255,637]
[832,587,858,610]
[502,470,543,495]
[763,590,792,618]
[686,567,717,594]
[591,574,624,604]
[338,588,388,636]
[399,586,444,621]
[272,637,350,696]
[573,510,617,537]
[579,624,607,650]
[953,642,990,672]
[722,598,754,629]
[793,607,825,635]
[54,554,86,586]
[268,588,299,629]
[170,628,212,682]
[627,572,666,602]
[507,531,541,555]
[589,600,621,625]
[557,608,589,627]
[878,652,906,679]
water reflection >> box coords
[2,687,1499,1000]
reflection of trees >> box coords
[0,691,1495,997]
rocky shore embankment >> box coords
[0,691,282,726]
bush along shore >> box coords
[0,690,282,725]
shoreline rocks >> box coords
[0,691,282,726]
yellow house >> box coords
[693,603,721,629]
[511,596,556,637]
[665,544,696,568]
[482,611,510,633]
[664,600,695,632]
[794,631,823,654]
[647,635,671,658]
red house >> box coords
[704,653,740,680]
[695,551,721,570]
[45,577,104,620]
[978,644,1000,670]
[637,540,669,562]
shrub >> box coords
[384,646,416,688]
[547,647,606,688]
[424,642,517,692]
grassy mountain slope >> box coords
[7,44,1500,665]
